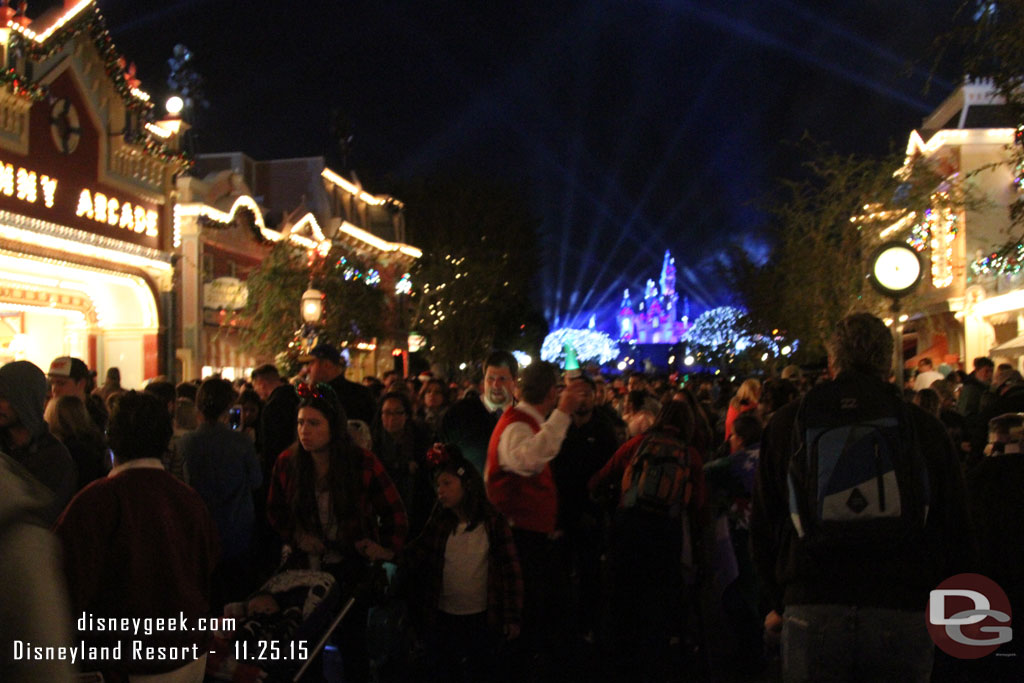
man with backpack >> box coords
[751,313,974,682]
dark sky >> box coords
[93,0,964,331]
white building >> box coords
[884,78,1021,369]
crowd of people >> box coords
[1,314,1022,682]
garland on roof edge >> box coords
[13,4,151,112]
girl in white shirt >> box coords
[404,444,523,682]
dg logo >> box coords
[927,573,1013,659]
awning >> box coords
[904,334,954,369]
[991,334,1024,357]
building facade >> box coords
[0,1,184,388]
[882,79,1021,369]
[176,153,420,381]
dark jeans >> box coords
[608,509,683,682]
[781,604,932,683]
[509,529,569,679]
[560,516,605,637]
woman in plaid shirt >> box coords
[266,382,407,681]
[403,443,523,682]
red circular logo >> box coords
[927,573,1013,659]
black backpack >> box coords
[787,380,930,550]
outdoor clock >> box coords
[50,98,81,155]
[869,241,923,298]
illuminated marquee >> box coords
[0,163,58,208]
[0,159,159,240]
[75,189,158,237]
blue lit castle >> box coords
[617,251,691,344]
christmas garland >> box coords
[5,4,201,170]
[12,4,151,112]
[197,206,269,244]
[124,130,193,171]
[0,66,48,101]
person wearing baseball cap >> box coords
[48,356,106,432]
[298,343,375,424]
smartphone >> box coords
[229,406,242,430]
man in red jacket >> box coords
[485,361,584,677]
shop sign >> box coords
[75,189,158,237]
[203,277,248,310]
[0,157,160,246]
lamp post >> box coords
[868,241,924,388]
[300,287,323,354]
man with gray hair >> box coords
[751,313,974,682]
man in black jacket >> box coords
[440,350,518,473]
[957,356,994,419]
[299,343,375,425]
[251,364,299,469]
[751,313,974,683]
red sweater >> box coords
[484,408,559,534]
[54,466,220,675]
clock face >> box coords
[870,242,922,296]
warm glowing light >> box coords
[879,211,917,239]
[75,189,157,237]
[289,212,327,243]
[144,122,172,139]
[337,221,421,258]
[0,249,159,329]
[0,162,57,209]
[321,168,396,207]
[25,0,91,42]
[0,212,171,272]
[300,288,322,323]
[903,128,1015,167]
[684,355,695,366]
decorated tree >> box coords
[239,241,387,366]
[540,328,620,366]
[725,142,960,360]
[682,306,755,369]
[395,176,545,371]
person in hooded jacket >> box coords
[0,452,76,683]
[0,361,75,524]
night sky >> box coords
[94,0,965,331]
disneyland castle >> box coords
[617,251,691,344]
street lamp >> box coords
[301,288,323,323]
[165,95,184,116]
[868,241,923,388]
[298,288,324,355]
